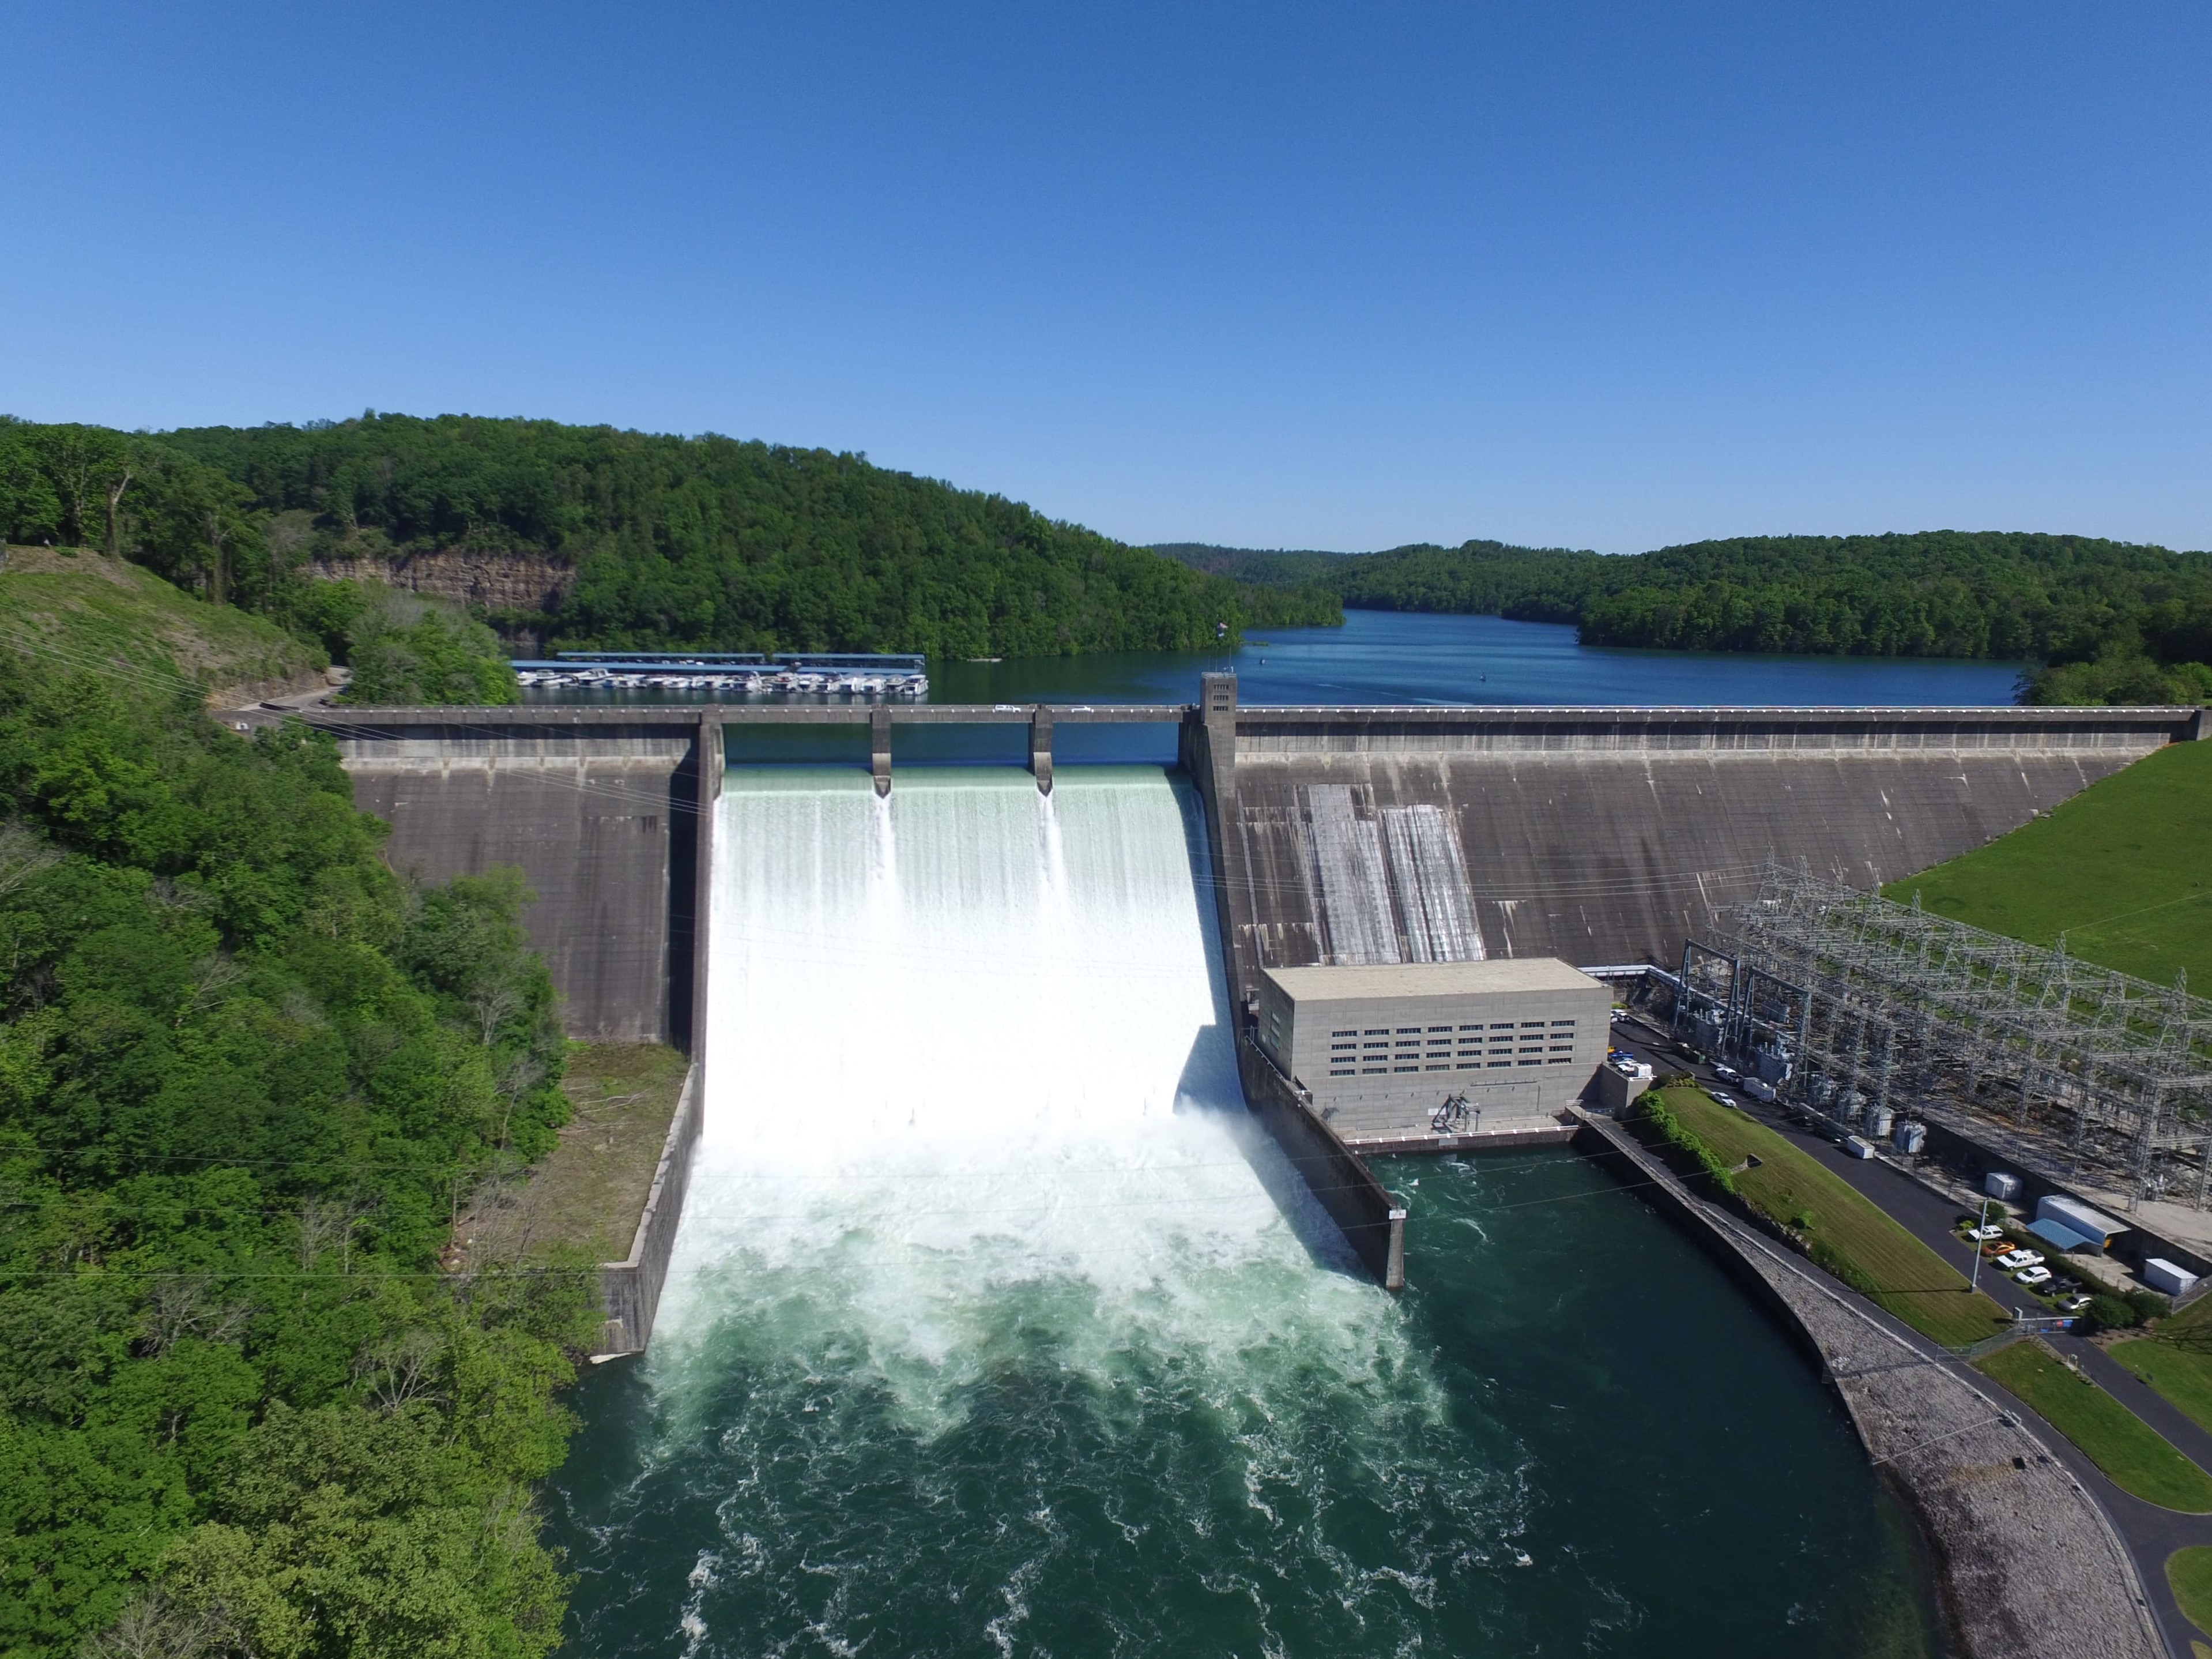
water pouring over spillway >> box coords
[548,765,1940,1657]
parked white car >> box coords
[1996,1249,2044,1271]
[1964,1225,2004,1243]
[2015,1265,2054,1287]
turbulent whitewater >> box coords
[548,765,1939,1658]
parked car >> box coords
[2055,1294,2092,1313]
[1710,1092,1736,1108]
[1964,1225,2004,1243]
[1714,1064,1742,1084]
[1996,1250,2044,1270]
[2015,1265,2054,1286]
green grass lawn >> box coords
[1649,1088,2011,1348]
[0,544,323,702]
[1975,1339,2212,1511]
[2109,1293,2212,1436]
[1882,740,2212,989]
[2168,1547,2212,1649]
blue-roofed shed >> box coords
[2028,1216,2101,1255]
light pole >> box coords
[1969,1196,1995,1293]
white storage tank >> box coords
[1985,1171,2022,1202]
[2146,1258,2201,1297]
[1893,1120,1927,1154]
[1870,1106,1894,1138]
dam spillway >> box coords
[548,762,1943,1656]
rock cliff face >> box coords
[311,550,571,647]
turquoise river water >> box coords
[542,765,1945,1657]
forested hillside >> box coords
[0,654,589,1655]
[155,416,1335,654]
[1163,532,2212,703]
[0,416,1333,668]
[9,413,2208,701]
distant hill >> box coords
[1160,530,2212,704]
[1150,543,1357,588]
[0,416,1340,664]
[150,416,1339,655]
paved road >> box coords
[1607,1015,2212,1656]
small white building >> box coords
[1254,958,1611,1139]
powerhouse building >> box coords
[1254,959,1612,1138]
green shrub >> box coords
[1638,1092,1738,1195]
[2083,1293,2144,1333]
[340,590,518,705]
[2127,1288,2171,1324]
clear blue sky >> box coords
[6,1,2207,554]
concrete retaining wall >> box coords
[1241,1036,1405,1288]
[598,1059,704,1354]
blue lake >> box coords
[931,607,2031,708]
[684,610,2033,766]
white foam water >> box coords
[655,768,1413,1420]
[627,766,1536,1656]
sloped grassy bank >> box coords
[0,546,326,707]
[1628,1088,2008,1348]
[0,652,594,1656]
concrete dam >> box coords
[292,689,2198,1327]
